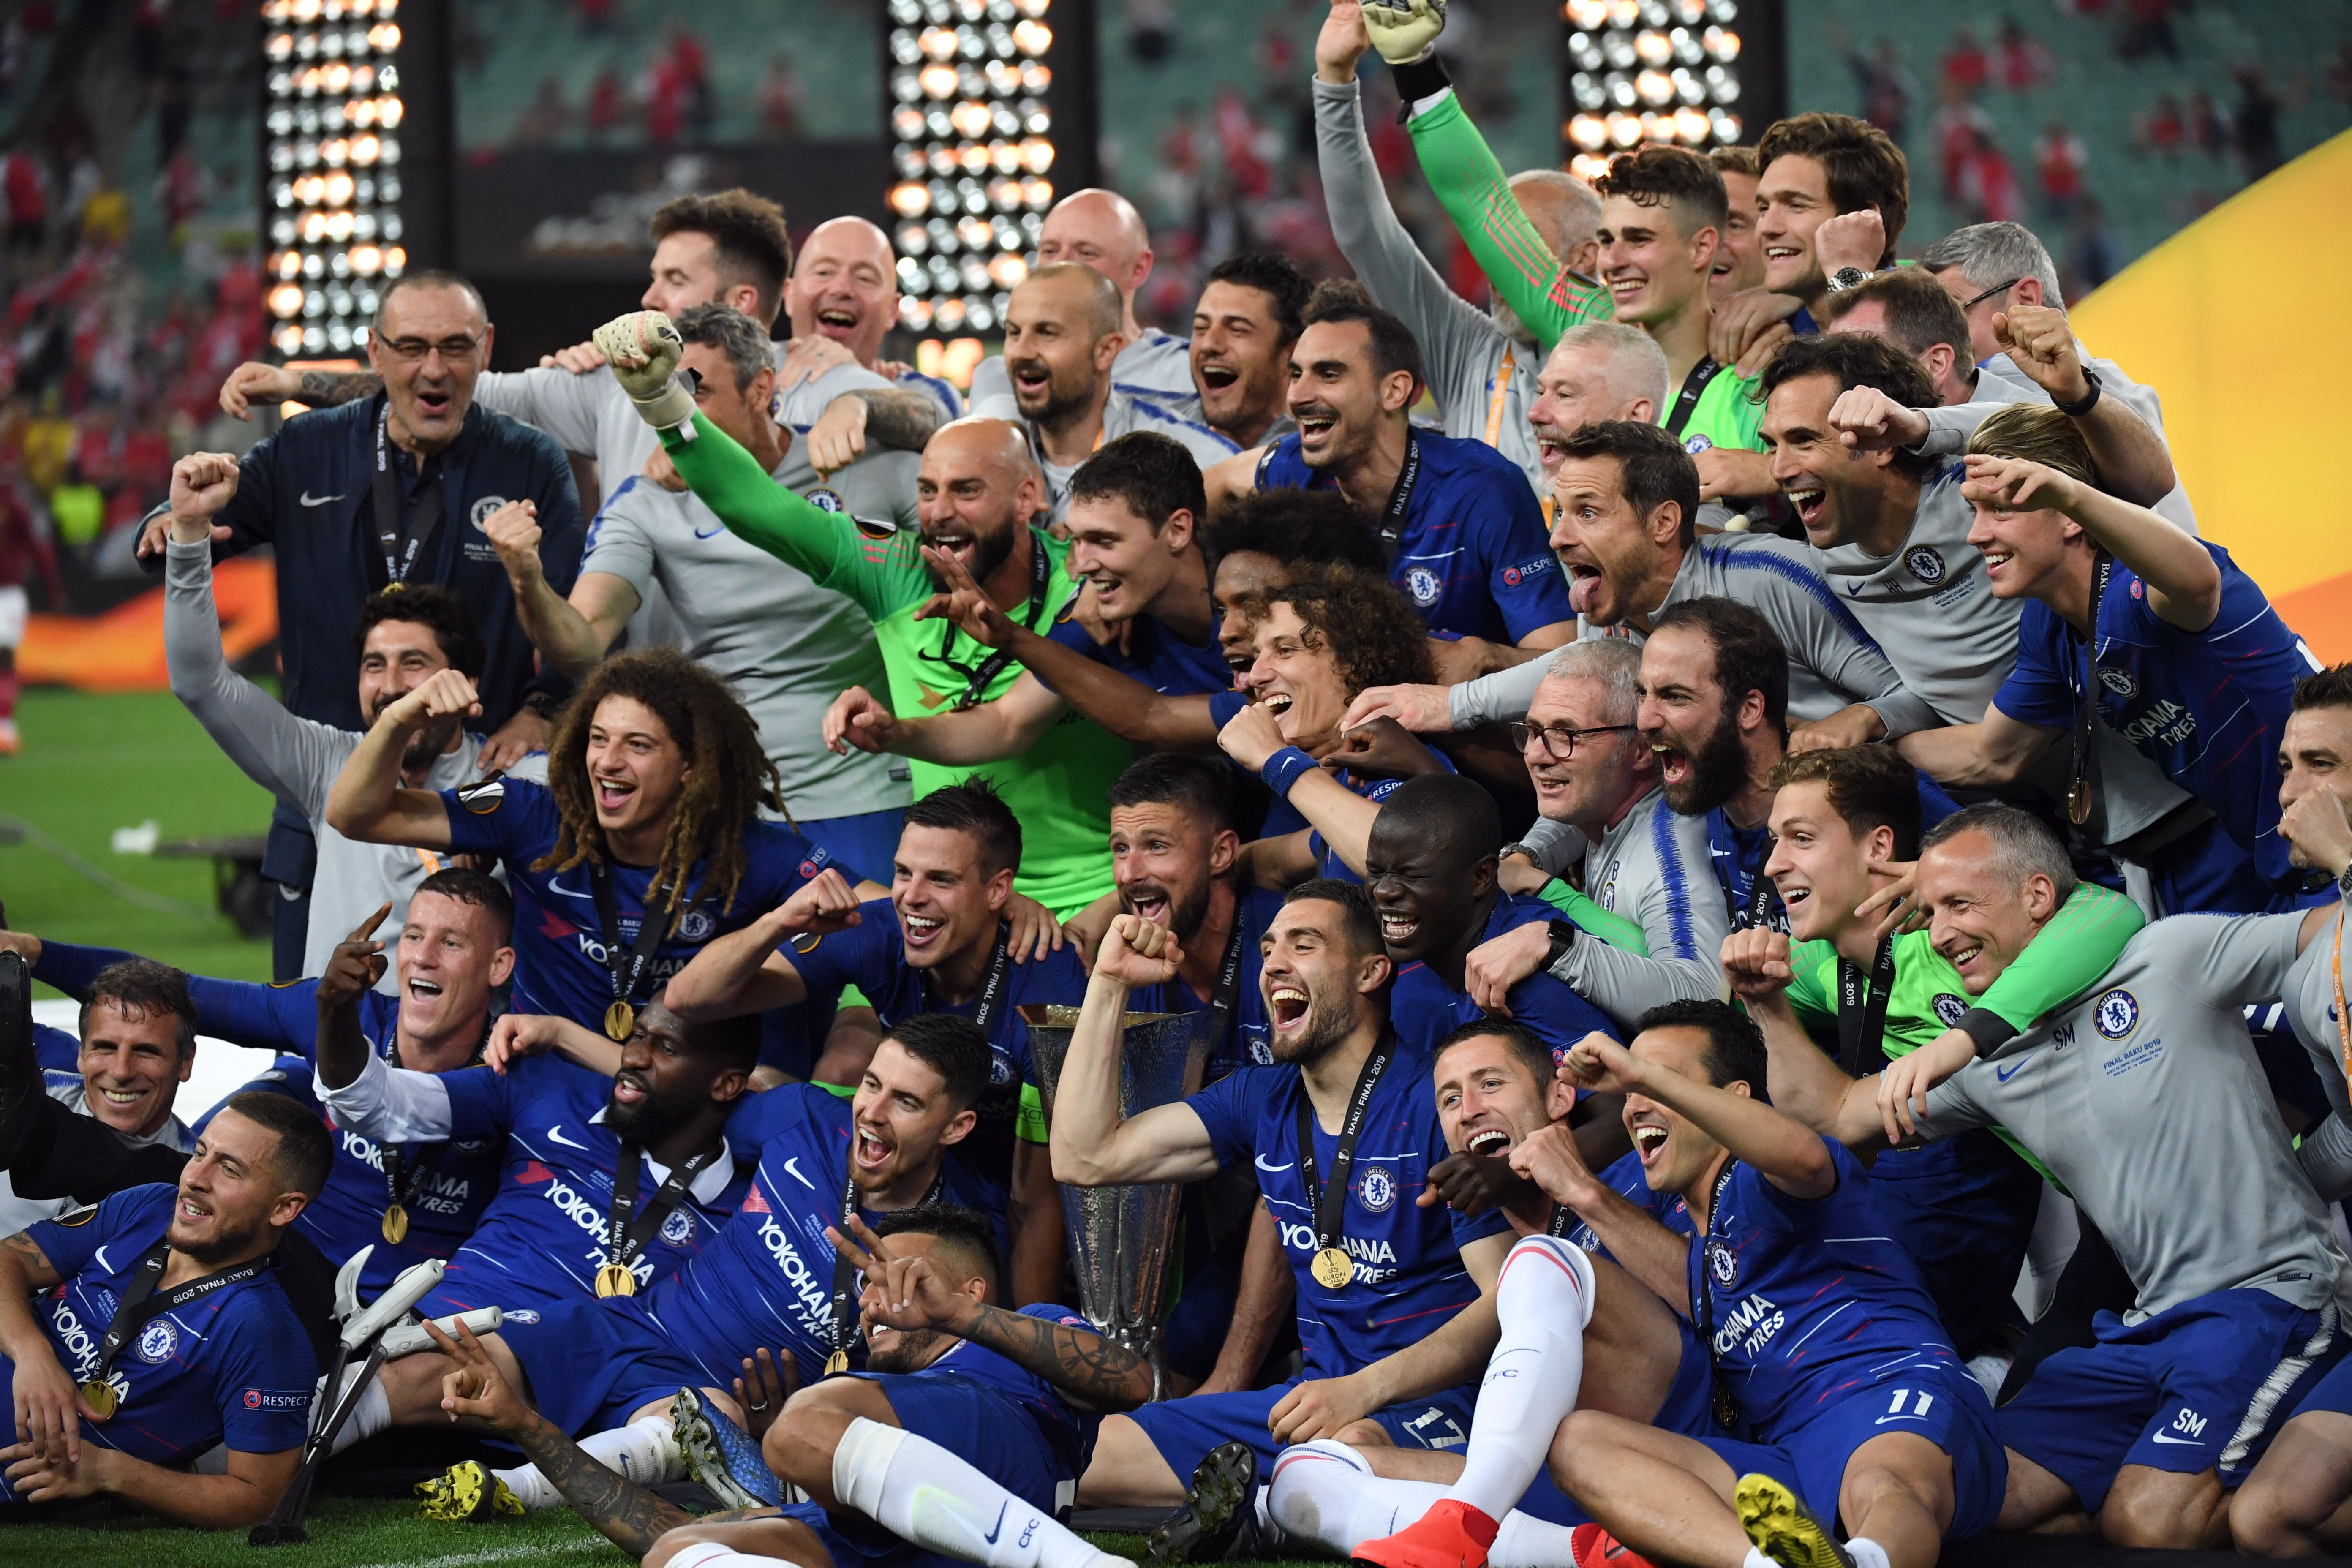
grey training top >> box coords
[1314,76,1545,494]
[580,434,913,822]
[163,539,548,990]
[969,327,1198,419]
[1963,350,2200,536]
[2283,908,2352,1198]
[1021,390,1240,525]
[1544,787,1729,1028]
[1449,531,1937,735]
[1916,912,2348,1320]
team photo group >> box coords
[8,2,2352,1567]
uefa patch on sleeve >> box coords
[854,514,899,541]
[456,778,506,815]
[54,1204,100,1228]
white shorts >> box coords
[0,584,26,648]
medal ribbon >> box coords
[825,1163,948,1369]
[368,403,446,588]
[1293,1031,1397,1285]
[87,1242,270,1399]
[1482,348,1516,449]
[1663,355,1725,439]
[1687,1157,1746,1432]
[604,1143,719,1278]
[589,862,678,1022]
[1372,433,1423,572]
[2067,550,2116,827]
[1835,934,1899,1079]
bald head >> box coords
[1037,188,1152,330]
[787,215,898,365]
[1510,171,1603,272]
[1020,262,1124,341]
[926,417,1037,487]
[916,416,1042,592]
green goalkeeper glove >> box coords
[1362,0,1446,66]
[591,310,697,430]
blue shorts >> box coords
[854,1369,1083,1510]
[774,1498,961,1568]
[2288,1348,2352,1424]
[800,806,909,888]
[1702,1366,2004,1543]
[1996,1288,2346,1511]
[2148,817,2327,920]
[501,1297,719,1437]
[1124,1380,1477,1484]
[1867,1130,2042,1356]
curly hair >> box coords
[1266,565,1435,698]
[533,648,784,931]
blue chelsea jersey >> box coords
[1186,1037,1510,1380]
[1045,606,1234,697]
[1123,885,1288,1080]
[1391,893,1620,1062]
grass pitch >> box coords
[0,687,280,991]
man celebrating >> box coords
[1208,282,1576,662]
[1362,774,1617,1062]
[664,786,1083,1303]
[0,1091,331,1526]
[1901,410,2322,916]
[1756,805,2347,1549]
[1053,885,1513,1519]
[995,265,1237,523]
[1544,1000,2008,1568]
[483,302,911,880]
[1161,253,1314,451]
[822,436,1230,776]
[419,1206,1152,1568]
[327,652,850,1034]
[17,871,514,1296]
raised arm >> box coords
[1989,306,2177,506]
[321,667,476,848]
[314,905,393,1092]
[1509,1119,1696,1314]
[1964,454,2221,631]
[662,871,864,1020]
[1217,704,1382,877]
[1047,918,1225,1187]
[1717,930,1888,1153]
[1565,1030,1836,1198]
[827,673,1069,767]
[1896,702,2060,789]
[482,500,631,681]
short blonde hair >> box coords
[1967,403,2097,489]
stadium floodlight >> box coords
[261,0,407,361]
[885,0,1058,368]
[1562,0,1743,182]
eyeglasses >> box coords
[1508,721,1637,760]
[1959,276,2022,311]
[377,332,485,365]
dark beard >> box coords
[171,1214,267,1267]
[920,526,1017,594]
[1124,879,1212,942]
[865,1327,944,1373]
[604,1081,701,1147]
[1659,706,1751,817]
[1269,977,1354,1067]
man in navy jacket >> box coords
[137,269,582,977]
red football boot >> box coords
[1350,1498,1501,1568]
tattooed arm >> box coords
[948,1299,1157,1413]
[850,387,942,453]
[295,368,384,406]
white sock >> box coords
[663,1545,794,1568]
[325,1371,391,1456]
[1446,1236,1592,1522]
[1745,1549,1779,1568]
[1845,1538,1891,1568]
[494,1415,681,1513]
[1266,1440,1573,1565]
[833,1417,1127,1568]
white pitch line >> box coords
[348,1539,618,1568]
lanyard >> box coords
[1483,347,1516,448]
[589,862,677,1041]
[2068,550,2116,827]
[1372,433,1423,572]
[825,1163,948,1372]
[83,1242,269,1412]
[936,540,1051,710]
[920,924,1014,1038]
[1836,934,1899,1079]
[1294,1032,1396,1288]
[2333,911,2349,1087]
[1204,914,1250,1066]
[1688,1157,1745,1431]
[369,405,445,588]
[601,1143,717,1291]
[1546,1200,1576,1239]
[1664,355,1726,439]
[376,1024,485,1244]
[1736,828,1780,931]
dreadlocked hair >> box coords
[532,648,784,932]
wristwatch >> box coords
[2336,862,2352,903]
[1544,919,1578,971]
[1826,266,1870,293]
[2052,366,2103,419]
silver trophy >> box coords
[1022,1004,1212,1398]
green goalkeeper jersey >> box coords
[660,414,1129,915]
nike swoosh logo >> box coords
[784,1157,815,1190]
[299,491,344,507]
[95,1244,114,1273]
[547,875,593,901]
[1995,1062,2026,1083]
[1875,1414,1922,1425]
[694,525,726,540]
[1255,1155,1294,1174]
[983,1503,1009,1545]
[547,1124,591,1151]
[2149,1433,2203,1445]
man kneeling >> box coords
[429,1206,1155,1568]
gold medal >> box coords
[824,1350,850,1375]
[604,1000,636,1043]
[2068,779,2092,826]
[1310,1245,1353,1288]
[595,1262,637,1298]
[381,1203,409,1245]
[81,1380,119,1419]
